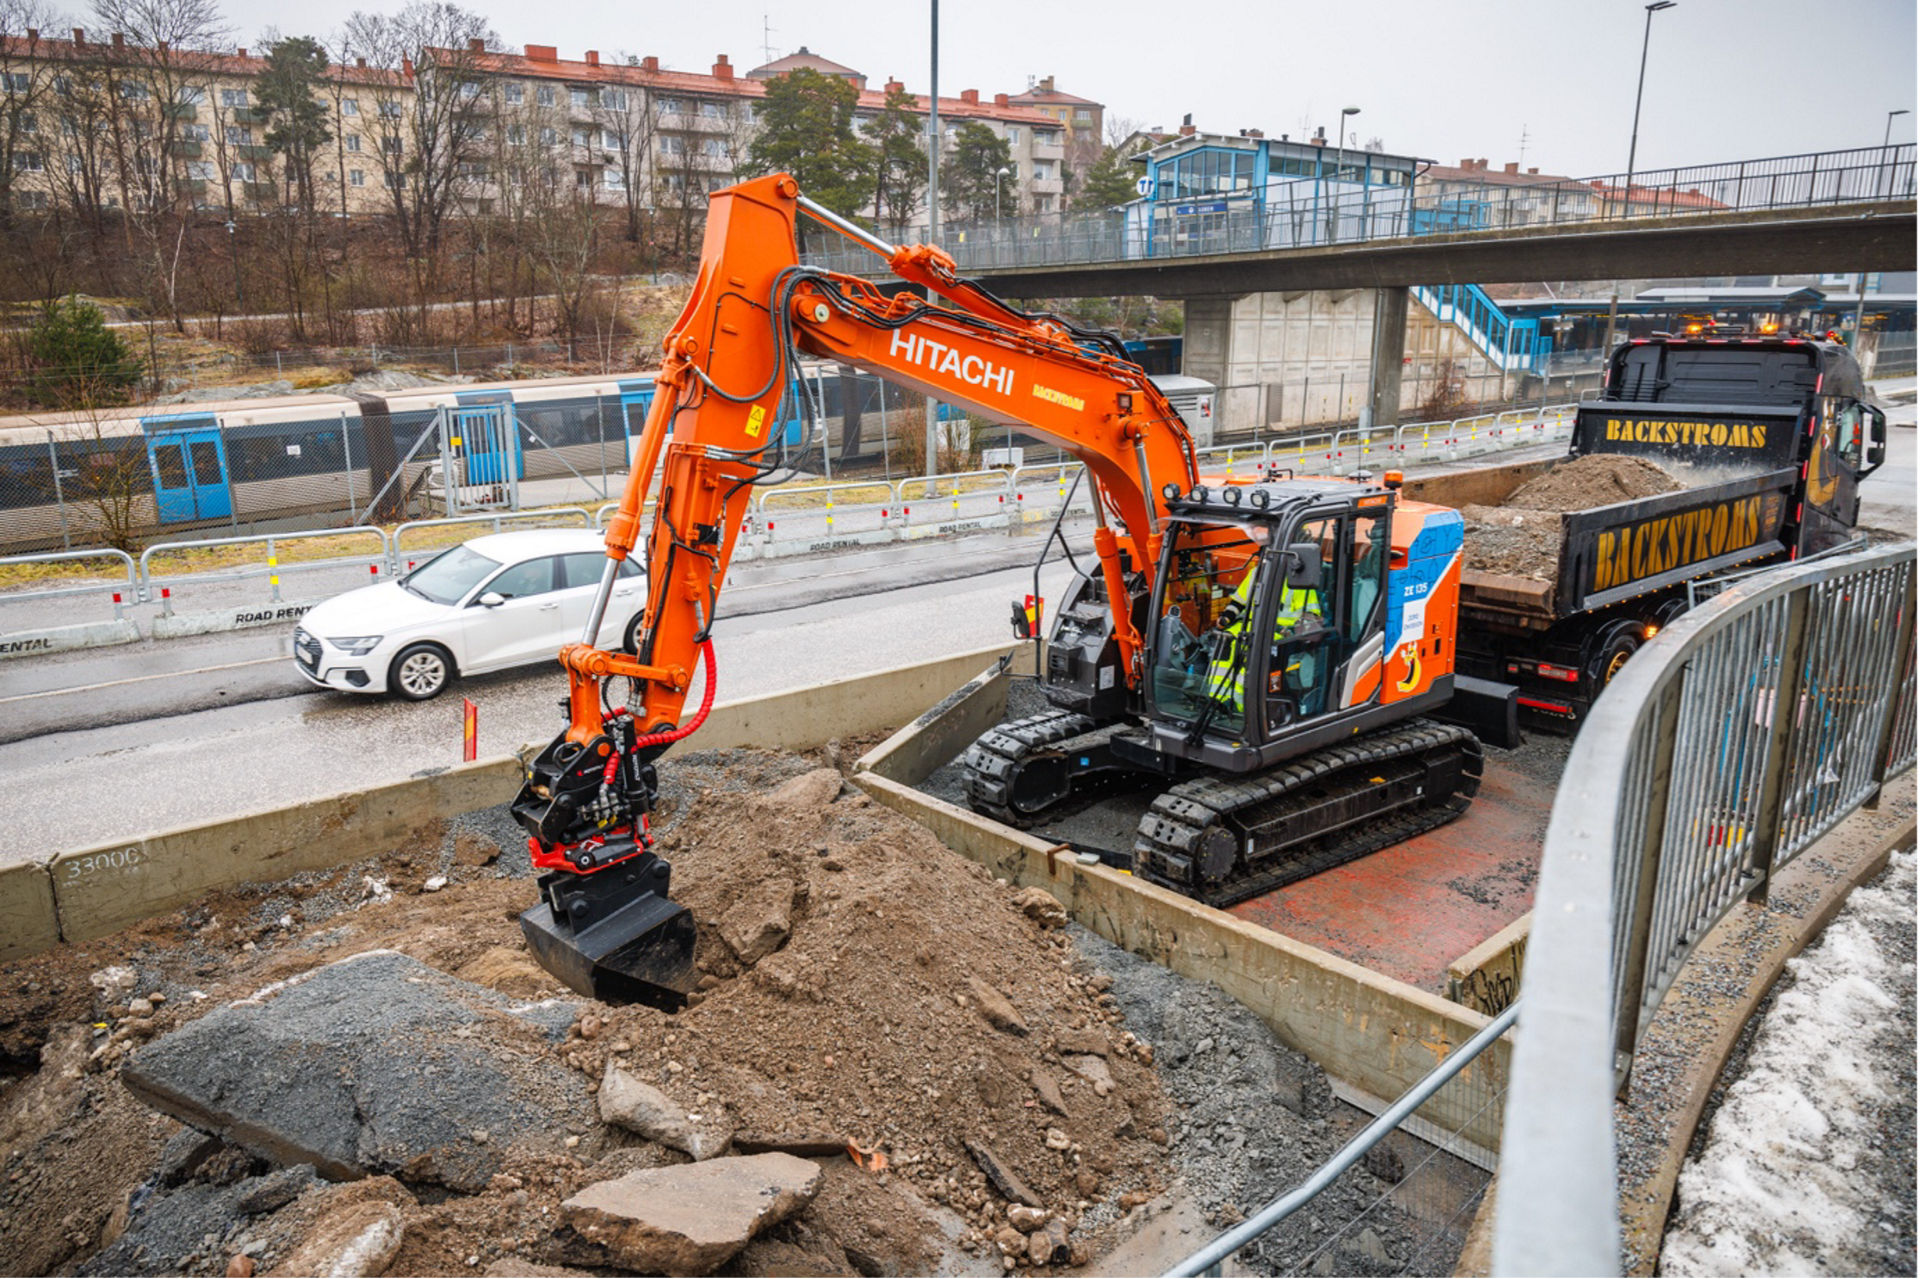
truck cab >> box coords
[1601,334,1887,553]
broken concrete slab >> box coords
[1053,1026,1109,1057]
[1029,1067,1068,1116]
[274,1200,405,1277]
[561,1151,822,1274]
[599,1063,729,1160]
[121,950,589,1192]
[81,1168,326,1277]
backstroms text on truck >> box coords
[1405,332,1888,720]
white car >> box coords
[293,530,646,700]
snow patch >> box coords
[1661,848,1916,1277]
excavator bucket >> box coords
[518,853,698,1010]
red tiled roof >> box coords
[746,48,861,80]
[1008,87,1101,109]
[0,33,403,85]
[1588,181,1728,210]
[443,47,1057,125]
[1422,161,1580,187]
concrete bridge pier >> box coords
[1365,287,1408,432]
[1178,286,1425,439]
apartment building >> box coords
[0,28,403,217]
[453,42,1081,219]
[0,27,1100,225]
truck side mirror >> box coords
[1863,404,1887,475]
[1284,543,1323,592]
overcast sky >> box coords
[217,0,1915,177]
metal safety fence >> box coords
[1494,540,1917,1275]
[0,402,1581,638]
[809,144,1917,277]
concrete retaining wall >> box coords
[852,658,1510,1152]
[1446,912,1530,1017]
[0,618,140,660]
[25,643,1020,955]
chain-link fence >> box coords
[0,390,635,555]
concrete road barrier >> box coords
[151,599,320,640]
[1445,912,1531,1017]
[32,643,1023,953]
[0,862,57,961]
[0,618,140,660]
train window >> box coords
[0,453,54,511]
[188,440,223,487]
[154,443,188,489]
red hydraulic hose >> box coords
[629,638,717,751]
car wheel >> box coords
[622,611,644,655]
[390,642,456,701]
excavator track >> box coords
[1135,720,1482,909]
[963,709,1114,829]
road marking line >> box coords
[0,656,287,704]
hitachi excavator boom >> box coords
[510,173,1497,1003]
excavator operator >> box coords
[1202,551,1325,719]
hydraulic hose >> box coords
[630,639,717,751]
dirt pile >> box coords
[0,747,1175,1277]
[1504,454,1682,511]
[1461,454,1683,582]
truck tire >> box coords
[1590,630,1641,695]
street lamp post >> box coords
[1882,108,1910,200]
[225,218,243,309]
[1330,105,1360,242]
[923,0,941,479]
[995,165,1010,221]
[1623,1,1676,215]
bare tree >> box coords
[594,59,651,245]
[342,1,494,264]
[45,48,119,228]
[0,1,63,221]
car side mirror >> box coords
[1864,404,1887,473]
[477,591,505,608]
[1284,543,1323,591]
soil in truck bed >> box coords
[1460,454,1682,583]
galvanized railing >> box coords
[809,144,1915,277]
[1494,541,1917,1276]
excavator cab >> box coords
[1143,479,1399,768]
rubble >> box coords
[120,951,589,1192]
[274,1200,405,1278]
[598,1062,730,1160]
[559,1152,822,1274]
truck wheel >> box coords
[390,642,455,701]
[1593,632,1641,690]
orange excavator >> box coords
[511,174,1507,1006]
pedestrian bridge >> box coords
[809,145,1916,297]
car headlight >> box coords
[327,636,385,656]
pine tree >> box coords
[255,36,334,215]
[27,295,143,406]
[1076,145,1142,211]
[741,68,873,218]
[945,121,1013,221]
[865,85,927,232]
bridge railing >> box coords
[808,144,1915,277]
[1493,541,1917,1275]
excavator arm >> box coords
[512,173,1199,1005]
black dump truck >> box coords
[1405,333,1889,720]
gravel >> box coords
[1070,926,1464,1276]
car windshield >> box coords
[403,545,501,605]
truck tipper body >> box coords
[1404,334,1888,720]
